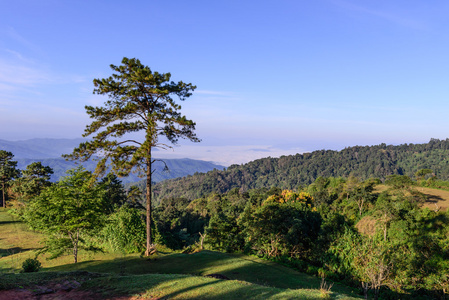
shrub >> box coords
[22,258,41,273]
[101,206,146,253]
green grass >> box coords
[82,273,351,299]
[0,208,361,299]
[0,208,125,271]
[0,271,357,299]
[48,251,356,296]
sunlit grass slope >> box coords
[0,208,123,271]
[374,184,449,211]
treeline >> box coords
[154,138,449,201]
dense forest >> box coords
[152,174,449,299]
[153,138,449,201]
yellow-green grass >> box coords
[0,207,44,271]
[419,187,449,211]
[0,208,126,272]
[374,184,449,211]
[0,209,361,299]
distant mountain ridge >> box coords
[153,138,449,201]
[1,138,224,184]
[0,138,86,159]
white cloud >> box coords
[0,58,54,87]
[154,145,306,166]
[194,90,234,96]
[5,26,41,53]
[331,0,427,30]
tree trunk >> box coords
[1,182,5,208]
[362,282,369,300]
[74,230,79,263]
[69,231,79,263]
[358,198,364,216]
[145,155,153,256]
[199,232,206,250]
[374,287,380,300]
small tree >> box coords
[415,168,433,181]
[64,57,200,256]
[23,167,105,263]
[349,180,376,216]
[0,151,20,208]
[352,235,393,300]
[100,173,127,213]
[11,162,53,204]
[328,230,393,300]
[385,175,413,191]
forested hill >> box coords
[16,158,224,184]
[154,138,449,201]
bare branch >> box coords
[116,140,143,146]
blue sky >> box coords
[2,1,449,165]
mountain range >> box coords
[153,138,449,201]
[1,138,224,183]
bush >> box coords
[101,206,146,253]
[22,258,41,273]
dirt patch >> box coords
[0,288,159,300]
[205,273,230,280]
[0,288,105,300]
[0,277,165,300]
[0,272,138,300]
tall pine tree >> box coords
[65,57,199,255]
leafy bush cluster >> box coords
[21,258,41,273]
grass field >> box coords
[419,186,449,211]
[374,184,449,211]
[0,208,361,299]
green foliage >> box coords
[205,213,243,252]
[10,162,53,216]
[0,150,20,208]
[385,174,414,190]
[22,167,106,263]
[240,201,321,260]
[100,173,127,213]
[21,258,42,273]
[154,197,207,250]
[101,206,146,253]
[415,168,433,180]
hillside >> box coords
[154,138,449,201]
[0,138,86,159]
[0,209,360,299]
[16,157,224,184]
[0,138,224,183]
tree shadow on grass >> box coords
[423,193,444,204]
[84,273,334,300]
[46,251,361,299]
[0,247,36,258]
[0,220,20,225]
